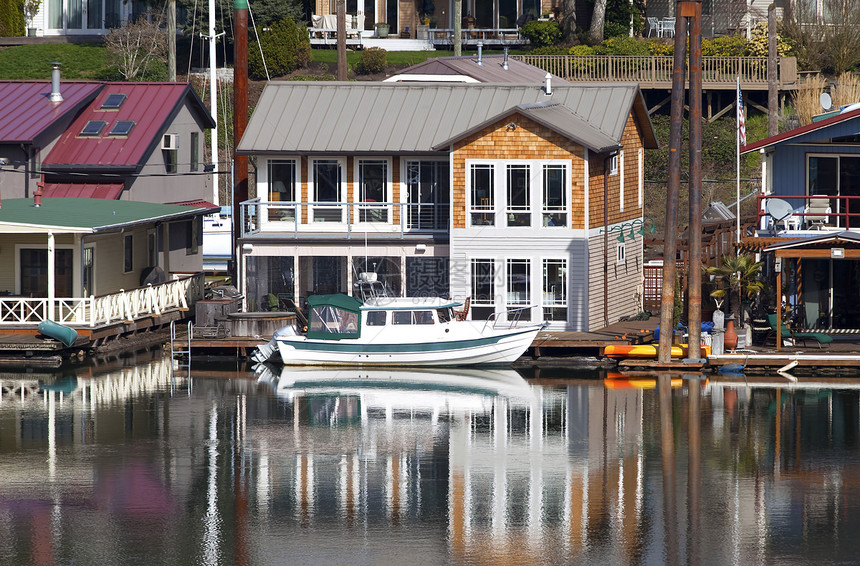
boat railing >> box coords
[482,306,536,331]
[0,274,204,327]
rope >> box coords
[247,1,270,80]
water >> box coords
[1,354,859,565]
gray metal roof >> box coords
[387,55,571,85]
[433,101,619,153]
[237,82,656,155]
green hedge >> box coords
[0,0,25,36]
[249,17,311,80]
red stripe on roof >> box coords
[742,106,860,154]
[42,182,124,199]
[168,199,220,210]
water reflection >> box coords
[2,358,860,564]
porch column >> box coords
[47,231,55,321]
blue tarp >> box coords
[654,321,714,340]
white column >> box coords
[47,231,55,320]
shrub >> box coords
[593,35,650,56]
[249,17,311,80]
[520,20,561,48]
[747,21,792,57]
[0,0,25,36]
[603,22,628,39]
[646,39,673,56]
[529,45,569,55]
[702,35,749,57]
[355,46,387,75]
[567,44,594,56]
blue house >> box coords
[742,107,860,332]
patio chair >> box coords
[766,313,833,349]
[662,17,675,37]
[646,17,660,37]
[804,195,831,229]
[454,297,471,320]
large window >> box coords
[807,154,860,227]
[470,164,495,226]
[405,160,449,230]
[506,259,530,321]
[543,259,567,322]
[506,165,530,226]
[471,259,496,320]
[542,164,567,227]
[406,257,449,298]
[20,249,73,297]
[312,159,343,222]
[358,159,388,223]
[124,234,133,273]
[268,159,297,222]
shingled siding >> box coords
[450,113,587,230]
[588,114,644,228]
[587,232,643,331]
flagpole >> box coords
[736,76,741,249]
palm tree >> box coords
[705,254,765,325]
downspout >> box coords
[604,155,610,329]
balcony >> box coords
[757,194,860,236]
[240,199,450,238]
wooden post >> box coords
[337,0,347,81]
[767,4,778,136]
[776,267,782,350]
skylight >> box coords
[80,120,106,136]
[109,120,135,136]
[101,93,127,109]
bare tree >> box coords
[782,0,860,75]
[104,12,168,81]
[588,0,606,43]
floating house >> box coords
[235,80,657,330]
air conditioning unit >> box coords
[161,133,179,150]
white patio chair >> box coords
[646,17,660,37]
[805,196,831,229]
[662,17,675,37]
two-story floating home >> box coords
[742,107,860,331]
[236,81,656,331]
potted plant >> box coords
[24,0,41,36]
[374,21,389,37]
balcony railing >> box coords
[515,55,798,89]
[0,274,204,327]
[757,194,860,233]
[240,199,450,238]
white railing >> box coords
[240,199,449,237]
[0,273,204,327]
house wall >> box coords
[123,104,212,205]
[771,144,860,196]
[586,231,644,331]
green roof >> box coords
[307,293,362,311]
[0,198,207,232]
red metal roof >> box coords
[169,199,220,210]
[741,106,860,154]
[0,81,103,143]
[42,182,124,199]
[43,83,199,169]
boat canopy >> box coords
[307,294,362,340]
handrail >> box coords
[757,194,860,231]
[481,305,535,331]
[514,55,797,87]
[0,273,204,327]
[240,199,450,238]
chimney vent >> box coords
[50,63,63,103]
[476,43,483,65]
[545,72,552,96]
[503,47,509,70]
[34,183,43,207]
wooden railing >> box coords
[0,273,204,327]
[514,55,798,89]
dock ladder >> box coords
[169,320,193,377]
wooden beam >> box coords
[775,248,860,258]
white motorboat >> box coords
[252,284,545,367]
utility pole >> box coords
[232,0,249,286]
[168,0,176,81]
[767,4,778,137]
[454,0,462,56]
[337,0,347,81]
[208,0,220,205]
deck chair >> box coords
[454,297,471,321]
[804,196,831,229]
[766,313,833,349]
[646,17,659,37]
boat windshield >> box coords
[436,307,453,323]
[308,305,360,339]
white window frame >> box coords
[505,164,532,227]
[609,153,619,175]
[263,157,299,227]
[638,147,644,209]
[542,258,567,323]
[309,158,346,224]
[468,162,496,227]
[355,158,392,225]
[617,242,626,264]
[619,149,625,212]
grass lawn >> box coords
[0,43,108,79]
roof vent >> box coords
[544,72,552,96]
[50,62,63,103]
[503,47,509,70]
[476,42,483,66]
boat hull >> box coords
[274,325,541,366]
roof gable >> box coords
[237,82,656,155]
[0,81,103,144]
[42,82,214,170]
[743,106,860,154]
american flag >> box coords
[737,79,746,146]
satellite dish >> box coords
[766,198,794,222]
[821,92,832,111]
